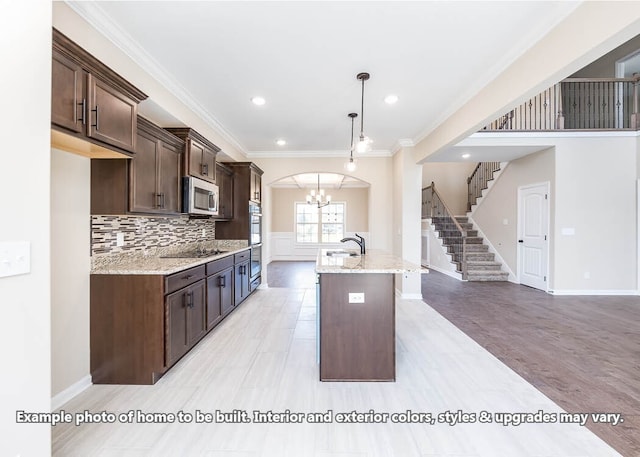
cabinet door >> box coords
[206,274,222,329]
[157,141,182,213]
[250,169,262,203]
[216,164,233,219]
[166,289,189,367]
[187,280,207,347]
[52,50,85,134]
[130,129,159,213]
[202,148,217,183]
[87,74,137,153]
[234,261,250,305]
[188,139,216,182]
[207,267,233,328]
[220,268,234,315]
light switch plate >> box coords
[348,292,365,303]
[0,241,30,278]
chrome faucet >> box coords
[340,233,366,255]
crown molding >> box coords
[65,1,248,156]
[247,149,393,159]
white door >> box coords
[518,183,549,290]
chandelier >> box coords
[306,174,331,208]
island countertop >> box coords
[315,249,428,274]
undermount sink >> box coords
[160,249,229,259]
[325,249,360,257]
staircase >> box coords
[431,216,508,281]
[467,161,501,212]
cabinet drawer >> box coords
[206,255,234,276]
[165,265,206,295]
[234,250,250,264]
[250,277,261,292]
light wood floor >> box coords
[53,264,623,456]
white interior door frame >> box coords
[517,181,550,292]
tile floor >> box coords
[53,286,621,456]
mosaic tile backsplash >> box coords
[91,215,217,257]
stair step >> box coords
[433,222,474,230]
[462,252,495,261]
[452,253,495,263]
[464,244,489,252]
[464,261,502,271]
[436,229,478,238]
[466,271,509,281]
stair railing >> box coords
[422,182,468,278]
[467,162,501,211]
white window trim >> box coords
[294,201,347,246]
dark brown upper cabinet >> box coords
[91,117,184,216]
[215,162,234,220]
[250,167,262,204]
[51,28,147,156]
[165,128,220,184]
[130,117,184,215]
[214,162,264,242]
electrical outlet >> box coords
[202,228,206,237]
[348,292,365,303]
[116,232,125,247]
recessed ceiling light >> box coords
[462,153,471,159]
[276,139,286,146]
[251,96,266,106]
[384,94,399,105]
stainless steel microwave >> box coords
[183,176,219,216]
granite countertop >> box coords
[91,240,250,275]
[315,249,428,274]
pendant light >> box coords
[306,174,331,208]
[345,112,358,172]
[356,72,372,153]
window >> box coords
[296,202,345,243]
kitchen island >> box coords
[316,249,427,382]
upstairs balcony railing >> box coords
[481,77,640,132]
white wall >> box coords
[392,147,423,298]
[553,137,637,293]
[51,149,91,402]
[0,1,52,455]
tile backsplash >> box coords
[91,215,216,257]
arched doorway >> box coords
[268,172,370,261]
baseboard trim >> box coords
[549,289,639,296]
[258,283,269,289]
[51,374,92,411]
[396,290,424,300]
[425,264,464,281]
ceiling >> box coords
[272,173,369,189]
[68,1,581,159]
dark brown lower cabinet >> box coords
[90,251,256,385]
[166,279,206,367]
[235,260,250,305]
[319,273,396,382]
[207,267,234,328]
